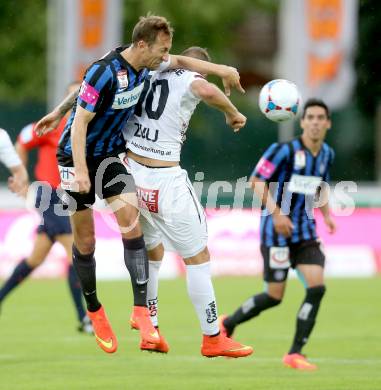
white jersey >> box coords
[124,69,203,161]
[0,128,21,169]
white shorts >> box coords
[128,157,208,258]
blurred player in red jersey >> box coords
[0,82,93,334]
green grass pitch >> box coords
[0,277,380,390]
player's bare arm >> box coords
[250,176,294,237]
[190,79,246,132]
[12,142,30,196]
[318,185,336,234]
[71,106,95,194]
[8,164,28,194]
[35,88,79,136]
[0,129,29,194]
[15,142,29,166]
[169,55,245,96]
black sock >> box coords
[123,236,149,307]
[289,285,326,354]
[224,292,281,336]
[67,264,86,321]
[72,245,101,312]
[0,259,33,302]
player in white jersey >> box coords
[123,47,253,358]
[0,128,28,194]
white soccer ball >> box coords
[259,79,301,122]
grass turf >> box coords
[0,277,380,390]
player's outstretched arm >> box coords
[170,55,245,96]
[191,79,246,132]
[35,88,79,136]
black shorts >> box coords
[35,184,72,242]
[58,154,135,211]
[261,239,325,283]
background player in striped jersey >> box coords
[220,98,336,370]
[0,83,93,334]
[123,46,252,358]
[34,16,246,354]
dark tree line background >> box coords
[356,1,381,117]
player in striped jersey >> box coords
[34,16,246,354]
[220,99,336,370]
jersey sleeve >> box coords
[184,71,206,98]
[77,63,113,113]
[0,129,22,169]
[323,147,335,182]
[251,143,290,182]
[17,123,41,150]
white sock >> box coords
[186,262,219,335]
[147,260,161,327]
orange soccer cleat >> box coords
[201,333,253,358]
[130,306,160,344]
[140,329,170,354]
[283,353,317,371]
[87,306,118,353]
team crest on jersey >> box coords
[294,150,306,169]
[117,70,128,89]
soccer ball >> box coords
[259,79,301,122]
